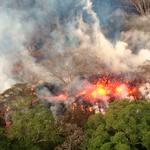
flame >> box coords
[5,118,11,127]
[72,102,77,110]
[5,108,11,127]
[116,87,123,93]
[56,94,66,100]
[81,105,84,111]
[76,91,86,97]
[90,85,110,98]
[75,73,138,101]
[31,87,34,91]
[89,106,93,112]
[32,99,39,103]
[129,90,132,94]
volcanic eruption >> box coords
[30,71,140,117]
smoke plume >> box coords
[0,0,150,96]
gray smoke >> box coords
[0,0,150,96]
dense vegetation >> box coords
[82,99,150,150]
[1,98,150,150]
[1,97,63,150]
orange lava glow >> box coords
[72,102,77,110]
[32,99,39,103]
[76,91,86,97]
[5,119,11,127]
[31,87,34,91]
[116,87,123,93]
[56,94,66,100]
[89,107,93,112]
[5,108,11,127]
[76,73,138,101]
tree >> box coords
[40,48,104,85]
[135,60,150,84]
[82,99,150,150]
[0,127,27,150]
[124,0,150,16]
[55,123,87,150]
[7,97,63,150]
[134,60,150,101]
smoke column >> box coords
[0,0,150,94]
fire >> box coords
[81,105,84,111]
[32,99,39,103]
[90,84,110,98]
[31,87,34,91]
[75,73,138,101]
[116,87,123,93]
[56,94,66,100]
[76,91,86,97]
[72,103,77,110]
[5,118,11,127]
[129,91,132,94]
[89,106,93,112]
[5,108,12,127]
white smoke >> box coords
[0,55,16,93]
[1,0,150,96]
[75,4,150,73]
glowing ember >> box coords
[31,87,34,91]
[75,73,138,101]
[89,84,110,98]
[116,87,123,93]
[76,91,86,97]
[5,108,11,127]
[81,105,84,111]
[72,103,77,110]
[89,107,93,112]
[56,94,66,100]
[5,119,11,127]
[32,99,39,103]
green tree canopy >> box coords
[0,126,28,150]
[6,97,63,150]
[82,99,150,150]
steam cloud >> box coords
[0,0,150,95]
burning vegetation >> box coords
[1,69,146,128]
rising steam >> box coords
[0,0,150,95]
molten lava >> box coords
[5,108,12,127]
[56,94,66,100]
[76,73,138,101]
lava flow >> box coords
[30,73,139,110]
[5,73,140,127]
[75,73,139,102]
